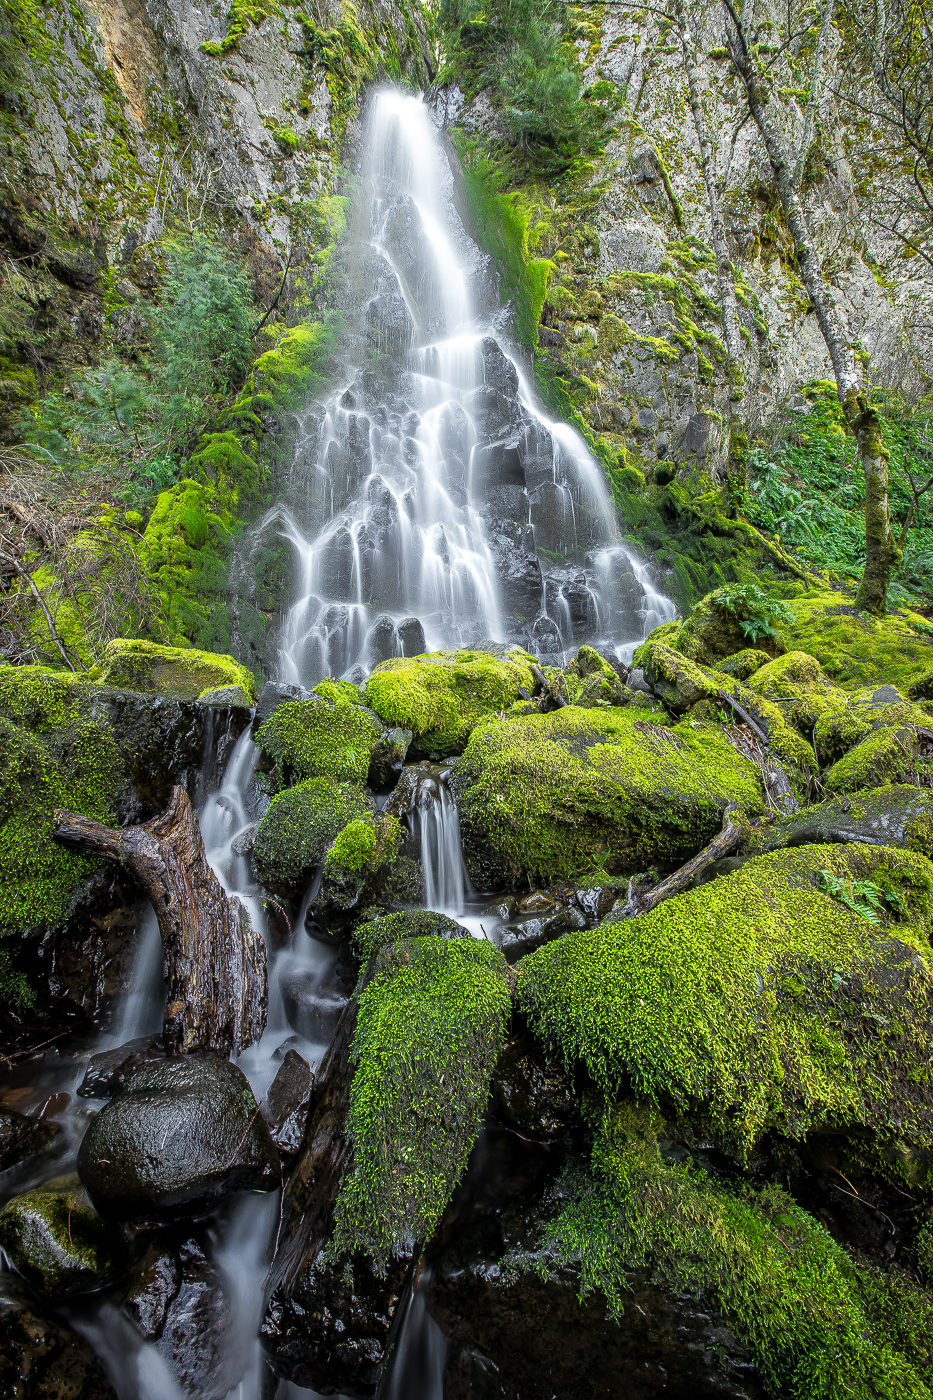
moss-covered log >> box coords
[53,786,265,1056]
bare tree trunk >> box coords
[722,0,898,612]
[675,0,745,379]
[54,786,266,1057]
[793,0,835,189]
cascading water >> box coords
[266,89,675,689]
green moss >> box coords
[775,591,933,690]
[332,936,511,1270]
[254,695,382,787]
[142,479,238,653]
[746,649,847,732]
[200,0,281,56]
[538,1112,933,1399]
[325,817,376,875]
[252,776,371,893]
[0,1186,126,1297]
[351,909,469,965]
[515,843,933,1160]
[364,649,538,758]
[93,638,255,701]
[715,648,771,680]
[825,727,917,793]
[451,705,764,888]
[312,677,364,707]
[634,640,716,714]
[0,667,124,991]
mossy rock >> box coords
[516,842,933,1162]
[451,706,765,888]
[669,589,767,666]
[332,936,511,1270]
[363,649,538,758]
[825,727,917,793]
[634,640,716,715]
[252,777,372,895]
[775,590,933,689]
[0,1185,126,1296]
[254,695,383,787]
[314,812,405,915]
[715,648,771,680]
[94,639,256,702]
[713,673,818,786]
[352,909,470,964]
[545,1109,933,1399]
[743,785,933,860]
[746,650,847,733]
[815,688,926,766]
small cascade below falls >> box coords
[260,88,676,688]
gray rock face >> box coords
[77,1056,280,1221]
[0,1300,117,1399]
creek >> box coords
[0,87,692,1400]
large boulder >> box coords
[77,1055,279,1221]
[745,650,847,732]
[515,843,933,1163]
[363,648,538,758]
[251,777,372,895]
[814,685,926,765]
[743,786,933,860]
[93,639,256,701]
[0,1184,126,1296]
[824,726,918,793]
[451,706,765,888]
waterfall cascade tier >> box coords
[265,90,675,687]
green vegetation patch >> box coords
[93,638,255,701]
[252,776,371,894]
[352,909,470,965]
[364,649,537,758]
[254,694,383,787]
[451,706,764,888]
[825,726,918,794]
[776,590,933,689]
[515,843,933,1159]
[536,1108,933,1399]
[746,649,846,732]
[0,1186,126,1297]
[332,935,511,1270]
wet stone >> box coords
[280,968,350,1046]
[230,823,257,857]
[0,1298,118,1399]
[77,1055,280,1222]
[495,907,586,964]
[368,726,413,790]
[490,1033,580,1140]
[0,1107,60,1172]
[156,1235,229,1399]
[0,1185,127,1297]
[263,1049,315,1156]
[254,681,307,727]
[121,1229,182,1339]
[397,616,426,656]
[77,1035,166,1099]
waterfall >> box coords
[418,782,470,916]
[271,88,675,688]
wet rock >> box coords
[121,1229,182,1338]
[481,336,519,397]
[0,1298,118,1399]
[625,665,654,696]
[366,613,399,664]
[0,1185,126,1296]
[484,895,516,922]
[573,882,625,922]
[0,1108,60,1172]
[230,823,257,856]
[262,1251,411,1397]
[77,1035,166,1099]
[279,969,349,1046]
[495,906,586,963]
[77,1055,279,1221]
[368,726,413,790]
[490,1032,580,1139]
[254,681,306,726]
[263,1049,315,1156]
[198,685,252,710]
[398,616,426,656]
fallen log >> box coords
[54,785,266,1057]
[615,803,742,920]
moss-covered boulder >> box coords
[713,672,818,784]
[825,726,917,793]
[814,687,925,766]
[516,843,933,1161]
[363,648,537,758]
[666,588,754,665]
[633,639,716,715]
[743,786,933,859]
[538,1108,933,1399]
[774,590,933,689]
[254,695,383,788]
[564,646,628,707]
[331,936,511,1270]
[451,706,764,888]
[352,909,470,964]
[746,650,846,732]
[312,812,409,916]
[93,638,255,701]
[252,778,372,895]
[0,1185,126,1296]
[715,647,771,680]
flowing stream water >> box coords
[0,85,678,1400]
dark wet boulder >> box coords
[122,1229,182,1338]
[254,680,306,726]
[0,1108,59,1172]
[76,1055,279,1221]
[490,1030,580,1139]
[153,1234,231,1398]
[77,1035,166,1099]
[367,725,413,789]
[0,1184,126,1296]
[0,1298,117,1398]
[397,616,426,657]
[263,1049,315,1155]
[198,684,252,709]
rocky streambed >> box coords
[2,599,933,1397]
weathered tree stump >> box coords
[54,785,266,1057]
